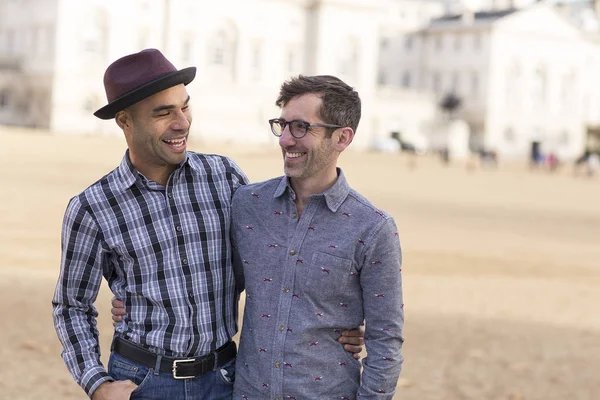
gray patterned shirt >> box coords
[231,168,404,400]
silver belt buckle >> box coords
[172,358,196,379]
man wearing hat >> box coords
[51,48,247,399]
[52,49,363,400]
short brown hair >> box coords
[276,75,361,135]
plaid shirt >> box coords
[52,151,248,397]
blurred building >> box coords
[1,0,599,159]
[445,0,538,13]
[0,0,441,150]
[380,0,600,159]
[0,0,56,129]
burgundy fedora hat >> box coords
[94,48,196,119]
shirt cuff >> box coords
[81,366,113,398]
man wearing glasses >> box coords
[230,75,404,399]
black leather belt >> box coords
[111,337,236,379]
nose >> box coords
[172,109,191,132]
[278,123,297,147]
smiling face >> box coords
[116,84,192,184]
[278,93,341,190]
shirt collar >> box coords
[114,150,190,191]
[273,167,350,213]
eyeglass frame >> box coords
[268,118,343,139]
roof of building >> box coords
[432,8,519,24]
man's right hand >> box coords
[111,297,126,324]
[91,380,137,400]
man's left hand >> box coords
[339,325,365,359]
[111,297,126,326]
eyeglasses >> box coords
[269,118,343,139]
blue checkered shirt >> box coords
[52,151,248,397]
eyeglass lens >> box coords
[272,119,308,138]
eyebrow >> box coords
[152,95,191,114]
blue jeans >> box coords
[107,351,235,400]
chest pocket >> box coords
[304,252,353,300]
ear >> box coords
[115,110,131,131]
[333,127,354,152]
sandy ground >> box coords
[1,127,599,400]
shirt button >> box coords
[284,287,290,293]
[167,193,173,199]
[175,225,182,232]
[182,258,188,265]
[289,250,296,256]
[291,213,297,219]
[278,325,284,331]
[274,361,281,368]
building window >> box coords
[506,62,521,110]
[0,89,9,108]
[471,72,479,96]
[83,40,98,52]
[137,28,149,51]
[405,36,413,51]
[6,29,15,54]
[82,9,108,55]
[435,35,443,51]
[560,131,569,146]
[83,95,98,112]
[378,71,387,85]
[337,38,358,81]
[560,71,575,104]
[451,72,460,94]
[22,29,31,53]
[504,127,515,143]
[36,26,52,55]
[181,37,193,64]
[473,34,481,51]
[380,38,389,50]
[211,31,225,65]
[532,66,547,104]
[208,25,238,69]
[251,43,262,81]
[286,48,295,74]
[402,71,411,88]
[432,72,441,93]
[454,35,461,51]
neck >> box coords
[290,168,338,217]
[144,167,175,186]
[132,160,177,186]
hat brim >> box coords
[94,67,197,120]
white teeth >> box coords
[286,152,303,158]
[164,138,185,145]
